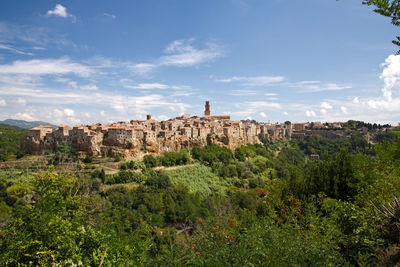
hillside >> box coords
[0,124,28,161]
[0,119,58,129]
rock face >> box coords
[21,102,292,158]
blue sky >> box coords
[0,0,399,125]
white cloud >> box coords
[380,54,400,101]
[160,40,223,67]
[353,97,359,104]
[320,109,327,115]
[132,83,169,90]
[230,89,257,96]
[0,44,34,56]
[130,39,224,75]
[306,110,316,117]
[16,98,26,106]
[104,13,116,19]
[320,101,333,109]
[260,112,267,118]
[129,63,156,76]
[283,111,288,115]
[0,97,6,106]
[340,106,348,114]
[13,112,34,121]
[68,81,78,88]
[170,91,195,97]
[64,108,75,117]
[216,75,285,86]
[120,79,193,91]
[0,57,93,77]
[231,101,281,117]
[154,114,169,121]
[364,54,400,112]
[265,93,278,96]
[47,4,75,21]
[0,22,75,48]
[80,84,98,90]
[290,81,351,92]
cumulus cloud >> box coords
[0,97,6,106]
[320,101,333,109]
[260,112,267,118]
[365,54,400,111]
[13,112,34,121]
[47,4,75,21]
[380,54,400,101]
[306,110,316,117]
[353,97,359,104]
[64,108,75,117]
[320,109,327,115]
[340,106,348,114]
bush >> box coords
[82,155,93,163]
[105,170,145,184]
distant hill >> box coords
[0,119,58,129]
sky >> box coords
[0,0,399,125]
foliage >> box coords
[166,165,230,196]
[105,170,145,184]
[0,124,27,161]
[1,128,400,265]
[192,144,233,165]
[82,155,93,163]
[143,150,190,168]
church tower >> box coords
[204,101,211,117]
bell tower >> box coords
[204,101,210,117]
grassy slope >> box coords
[166,164,230,196]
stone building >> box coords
[21,101,289,157]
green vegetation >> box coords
[1,126,400,265]
[167,165,230,196]
[143,150,190,168]
[0,124,27,161]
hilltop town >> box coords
[21,101,391,158]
